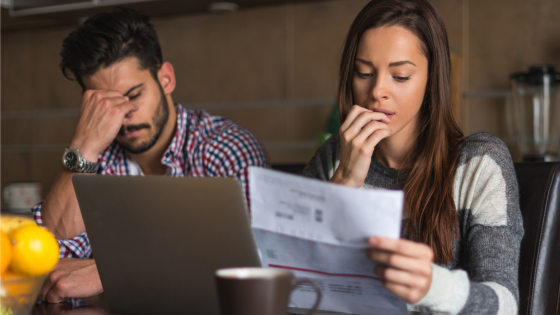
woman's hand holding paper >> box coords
[367,236,433,304]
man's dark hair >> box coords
[60,7,163,90]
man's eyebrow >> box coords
[124,83,144,96]
[389,60,416,67]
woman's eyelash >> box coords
[355,71,373,78]
[354,72,410,82]
[394,76,410,82]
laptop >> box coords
[72,175,261,315]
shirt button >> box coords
[165,152,171,158]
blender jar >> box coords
[510,66,560,162]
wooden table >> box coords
[32,295,113,315]
[31,294,422,315]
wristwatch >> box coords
[62,148,100,173]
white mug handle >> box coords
[3,185,14,204]
[293,278,323,315]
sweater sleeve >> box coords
[414,133,523,315]
[303,133,340,181]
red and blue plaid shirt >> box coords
[32,103,270,259]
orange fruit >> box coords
[0,215,36,235]
[1,231,12,275]
[9,225,59,277]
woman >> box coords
[303,0,523,314]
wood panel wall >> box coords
[2,0,559,203]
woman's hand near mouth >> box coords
[330,105,392,187]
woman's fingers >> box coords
[374,265,430,289]
[370,237,434,261]
[351,119,389,143]
[344,111,390,137]
[341,116,390,150]
[362,127,392,150]
[383,281,426,304]
[331,105,392,187]
[367,249,425,273]
[366,238,434,303]
[340,105,369,132]
[340,105,390,133]
[350,109,391,128]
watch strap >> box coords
[80,159,100,173]
[63,148,100,173]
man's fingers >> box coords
[45,289,65,304]
[82,90,129,115]
[45,278,68,303]
[99,95,130,108]
[83,90,125,106]
[117,98,139,112]
[38,271,58,301]
[85,95,134,120]
[369,237,434,261]
[83,89,125,100]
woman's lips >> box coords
[372,108,395,120]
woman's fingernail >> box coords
[370,237,378,245]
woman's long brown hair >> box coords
[338,0,464,264]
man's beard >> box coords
[116,86,170,154]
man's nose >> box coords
[124,102,138,119]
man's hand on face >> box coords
[69,90,138,162]
[39,258,103,303]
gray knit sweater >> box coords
[303,132,523,315]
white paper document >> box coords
[249,167,408,315]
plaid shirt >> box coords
[32,103,270,259]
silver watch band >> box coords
[80,159,100,173]
[63,148,100,173]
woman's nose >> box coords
[371,75,389,102]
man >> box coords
[34,8,269,302]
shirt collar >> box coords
[161,102,188,162]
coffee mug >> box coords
[215,267,322,315]
[3,182,41,213]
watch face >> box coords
[64,152,78,169]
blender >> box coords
[510,66,560,162]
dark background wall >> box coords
[2,0,560,201]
